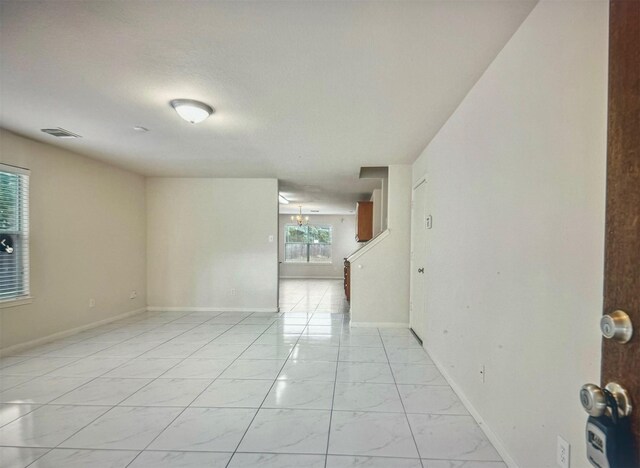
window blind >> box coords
[0,163,30,302]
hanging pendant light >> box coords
[291,205,309,226]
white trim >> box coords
[350,321,410,328]
[346,229,391,262]
[0,296,33,309]
[0,307,147,357]
[426,349,519,468]
[0,162,30,175]
[279,276,342,280]
[146,306,279,313]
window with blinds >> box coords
[0,164,30,302]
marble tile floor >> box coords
[0,279,504,467]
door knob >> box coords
[580,382,633,418]
[600,310,633,343]
[418,268,424,273]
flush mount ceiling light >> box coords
[170,99,214,124]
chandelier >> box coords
[291,205,309,226]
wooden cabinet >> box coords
[344,258,350,302]
[355,201,373,242]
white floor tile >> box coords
[120,378,211,406]
[47,357,131,378]
[336,362,394,383]
[0,447,48,468]
[191,343,249,359]
[263,380,334,410]
[0,375,33,392]
[0,405,109,447]
[327,455,422,467]
[338,347,388,363]
[128,450,232,468]
[398,385,469,415]
[290,344,339,361]
[386,347,434,364]
[277,360,337,382]
[333,382,404,412]
[408,414,501,461]
[104,358,182,378]
[60,406,181,450]
[220,359,285,380]
[328,411,419,458]
[239,344,295,360]
[191,379,273,408]
[51,377,152,405]
[161,358,231,379]
[0,280,504,466]
[239,408,331,454]
[0,376,92,404]
[0,403,39,427]
[340,335,384,347]
[382,336,422,348]
[422,461,507,468]
[29,448,138,468]
[390,363,448,385]
[229,453,326,467]
[149,407,256,451]
[1,357,79,376]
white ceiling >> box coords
[0,0,536,214]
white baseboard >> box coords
[350,321,410,328]
[279,276,343,280]
[146,306,279,313]
[0,307,148,357]
[426,348,519,468]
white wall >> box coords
[279,214,358,279]
[411,2,608,466]
[370,189,382,237]
[0,129,147,351]
[349,165,412,326]
[147,178,279,312]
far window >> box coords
[284,224,332,263]
[0,164,30,303]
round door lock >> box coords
[580,382,633,418]
[600,310,633,343]
[580,383,607,417]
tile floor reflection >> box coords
[0,279,504,467]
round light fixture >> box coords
[170,99,214,124]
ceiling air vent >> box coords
[40,127,82,138]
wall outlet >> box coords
[89,298,95,308]
[230,288,237,296]
[479,364,486,383]
[557,436,570,468]
[268,235,274,243]
[130,290,137,299]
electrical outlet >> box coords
[231,288,237,296]
[89,298,95,308]
[557,436,570,468]
[130,290,137,299]
[479,364,485,383]
[268,235,274,243]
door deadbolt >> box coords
[600,310,633,343]
[580,382,633,418]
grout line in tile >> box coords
[378,327,425,468]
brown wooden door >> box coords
[601,0,639,463]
